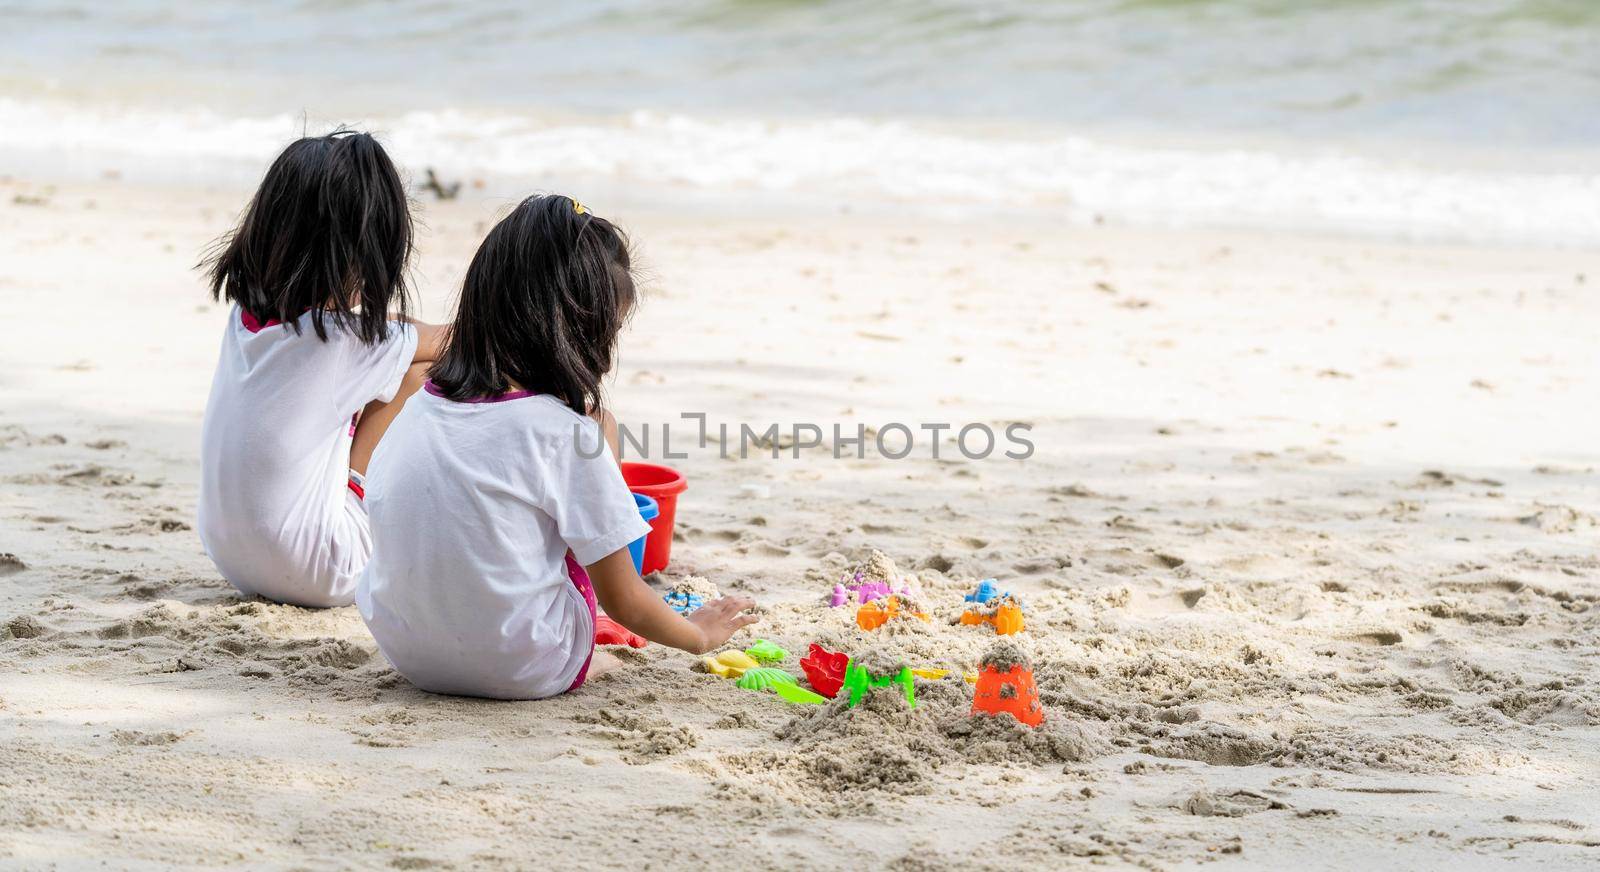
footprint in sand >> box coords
[47,465,137,487]
[586,709,700,764]
[1011,553,1074,575]
[1347,629,1404,646]
[1181,789,1288,817]
[110,729,186,746]
[349,706,419,747]
[921,554,955,573]
[116,573,173,600]
[3,614,49,639]
[739,541,791,558]
[1516,504,1597,534]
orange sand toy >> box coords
[959,598,1024,635]
[856,595,928,631]
[971,663,1043,727]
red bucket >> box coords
[621,462,686,575]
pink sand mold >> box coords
[828,572,913,608]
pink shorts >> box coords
[565,553,598,693]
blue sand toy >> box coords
[965,579,1001,604]
[628,494,659,574]
[664,591,704,614]
[964,578,1023,609]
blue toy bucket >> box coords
[628,493,660,574]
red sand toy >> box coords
[621,462,687,574]
[971,663,1043,727]
[800,643,849,698]
[959,596,1025,635]
[594,615,648,648]
[855,595,928,631]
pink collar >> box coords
[239,308,312,333]
[239,309,282,333]
[423,379,539,403]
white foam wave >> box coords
[2,98,1596,248]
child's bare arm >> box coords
[588,408,621,464]
[585,549,758,653]
[408,321,447,363]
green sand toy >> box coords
[771,683,827,705]
[736,667,799,692]
[744,639,789,664]
[841,663,916,709]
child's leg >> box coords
[564,552,634,690]
[586,650,625,681]
[350,362,430,475]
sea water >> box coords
[4,0,1597,246]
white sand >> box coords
[2,175,1598,870]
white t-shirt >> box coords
[197,307,418,607]
[356,383,651,700]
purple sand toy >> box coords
[855,581,892,602]
[829,571,918,608]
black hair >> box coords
[202,130,412,344]
[428,194,636,414]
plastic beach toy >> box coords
[736,667,798,692]
[965,579,1002,605]
[772,683,827,705]
[626,493,659,575]
[744,639,788,664]
[622,463,687,574]
[831,571,913,608]
[800,643,849,698]
[960,596,1025,636]
[663,591,704,614]
[972,663,1043,727]
[857,598,893,630]
[701,650,759,678]
[911,668,948,680]
[594,615,647,648]
[842,662,916,709]
[856,595,928,631]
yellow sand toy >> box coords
[700,650,760,678]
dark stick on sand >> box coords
[421,168,462,201]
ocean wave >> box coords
[3,98,1596,248]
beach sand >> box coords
[2,175,1598,870]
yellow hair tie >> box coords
[569,197,589,215]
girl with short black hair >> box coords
[197,130,444,608]
[357,195,758,699]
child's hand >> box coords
[687,596,760,654]
[585,550,759,655]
